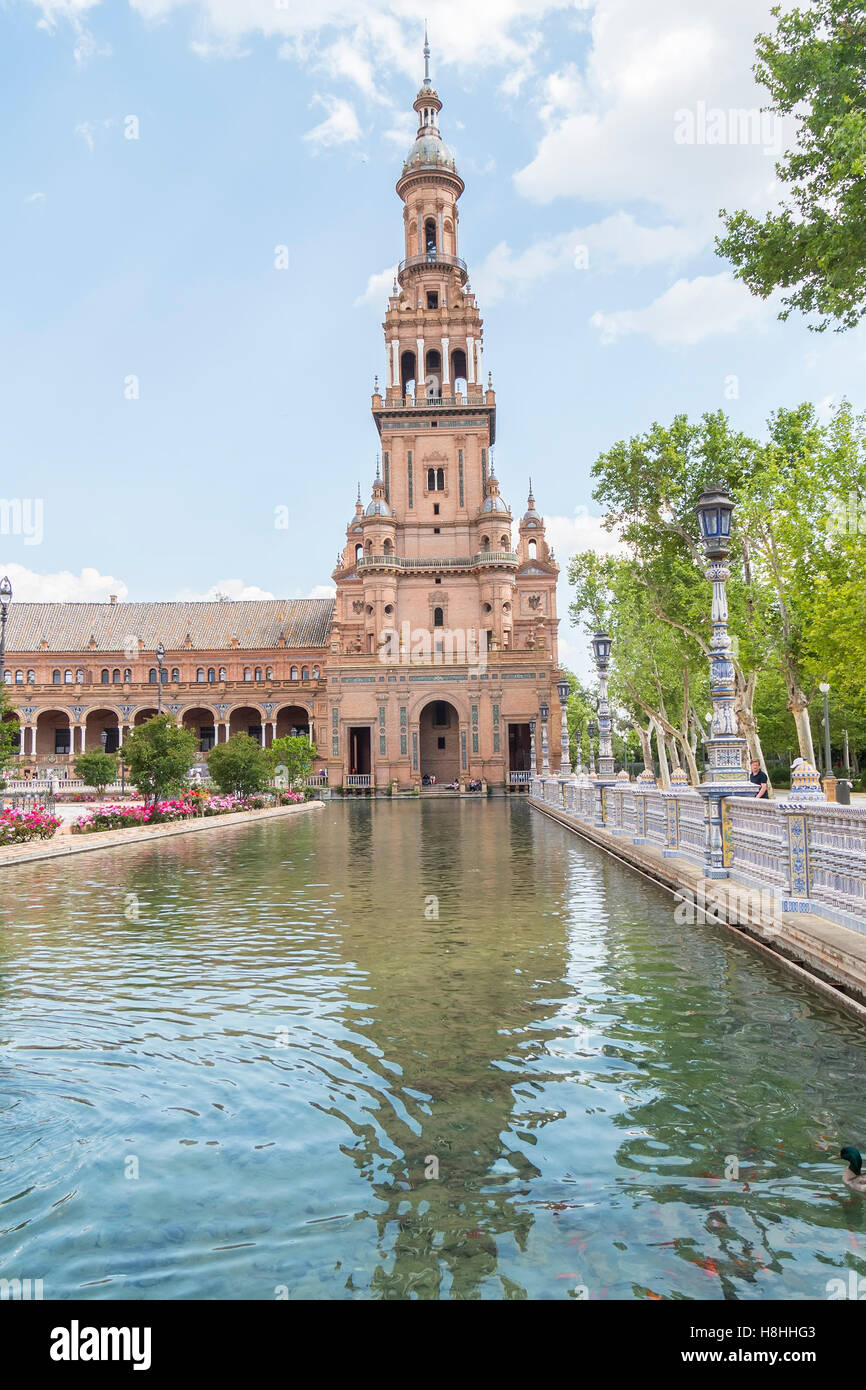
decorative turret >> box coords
[517,482,555,567]
[479,465,510,517]
[365,458,393,519]
[523,479,541,522]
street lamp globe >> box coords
[591,630,612,667]
[0,575,11,609]
[818,682,830,694]
[556,678,570,705]
[695,484,734,559]
[529,718,536,735]
[539,702,549,721]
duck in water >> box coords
[840,1146,866,1194]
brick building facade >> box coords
[1,45,562,789]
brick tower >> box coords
[328,34,561,791]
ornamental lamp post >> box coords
[556,678,571,775]
[156,642,166,715]
[529,717,537,777]
[587,721,598,777]
[539,701,550,776]
[590,630,615,782]
[818,681,836,798]
[694,484,755,877]
[0,575,12,689]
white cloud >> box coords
[303,95,362,150]
[515,0,794,226]
[72,27,111,63]
[473,211,708,304]
[355,264,396,308]
[301,583,337,599]
[25,192,46,203]
[0,564,129,603]
[590,271,776,346]
[190,37,251,60]
[545,506,625,564]
[28,0,101,27]
[382,112,417,148]
[28,1,110,66]
[542,507,625,681]
[173,579,277,602]
[127,0,576,88]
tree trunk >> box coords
[788,688,816,763]
[633,721,654,773]
[653,719,671,789]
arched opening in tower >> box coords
[419,699,460,783]
[400,350,417,397]
[425,348,441,397]
[451,347,467,395]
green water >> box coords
[1,799,865,1300]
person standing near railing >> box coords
[749,759,769,799]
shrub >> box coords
[0,806,61,846]
[207,734,272,797]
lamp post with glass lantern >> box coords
[529,718,536,780]
[557,678,572,775]
[591,631,615,778]
[590,630,617,823]
[0,575,11,690]
[694,485,756,877]
[539,701,550,776]
[156,642,166,715]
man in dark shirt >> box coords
[749,759,769,798]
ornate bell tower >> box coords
[328,33,562,791]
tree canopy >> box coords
[717,0,866,330]
[119,715,198,806]
[568,400,866,782]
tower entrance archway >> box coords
[418,699,460,783]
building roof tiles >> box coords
[5,599,335,654]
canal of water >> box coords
[1,799,865,1300]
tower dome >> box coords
[522,480,541,521]
[365,496,393,517]
[402,26,459,178]
[365,459,393,517]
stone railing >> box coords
[357,552,518,571]
[529,775,866,934]
[0,790,57,815]
[378,394,486,410]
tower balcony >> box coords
[357,551,518,574]
[397,250,468,285]
[377,392,487,409]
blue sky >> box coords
[2,0,864,673]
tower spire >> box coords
[423,21,431,86]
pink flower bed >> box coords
[72,789,303,835]
[0,805,62,846]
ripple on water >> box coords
[1,801,865,1299]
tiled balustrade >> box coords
[530,776,866,934]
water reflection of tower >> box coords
[319,799,571,1297]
